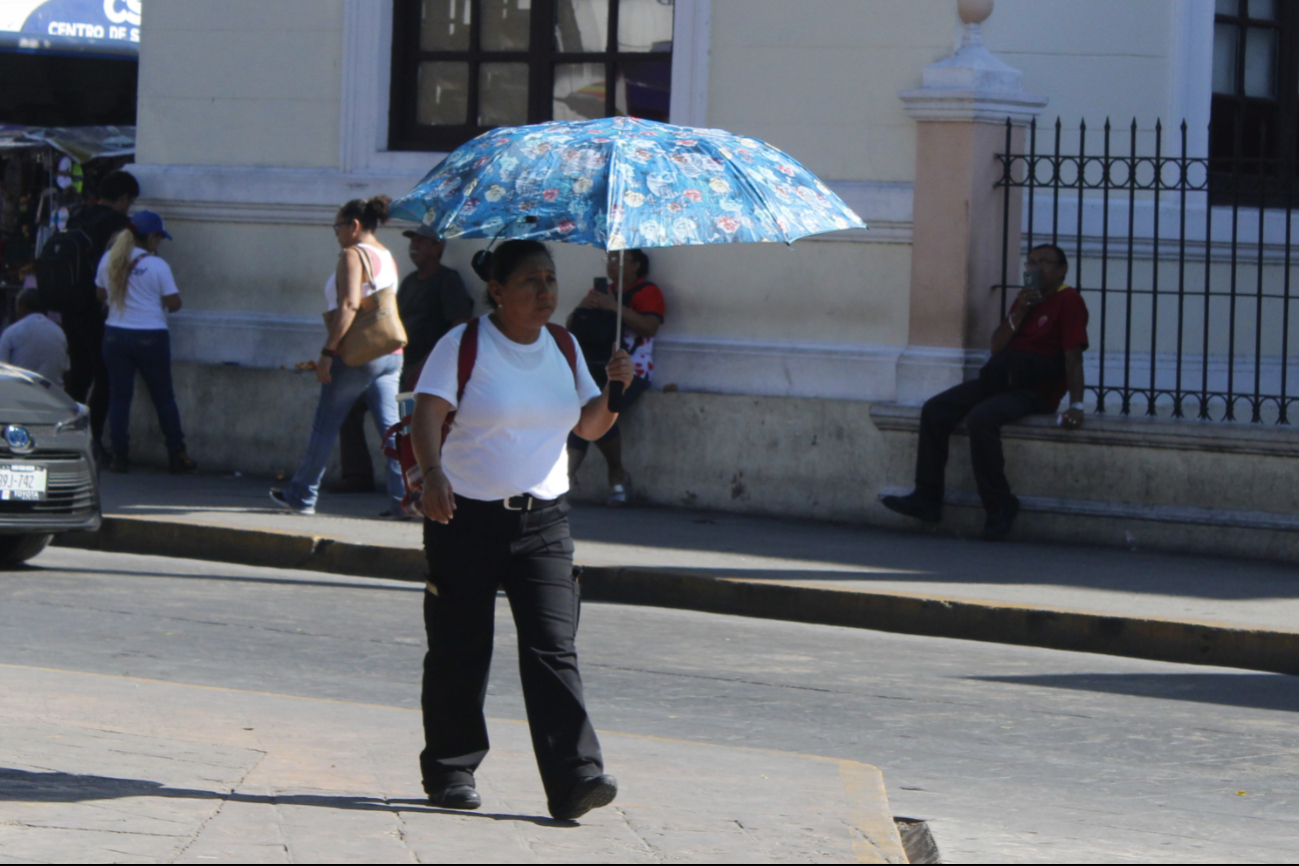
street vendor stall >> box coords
[0,124,135,319]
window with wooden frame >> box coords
[1209,0,1299,189]
[389,0,674,153]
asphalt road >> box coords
[3,547,1298,863]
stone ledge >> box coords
[869,402,1299,459]
[877,486,1299,534]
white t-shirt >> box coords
[415,315,602,502]
[0,312,69,385]
[95,247,180,330]
[323,243,399,312]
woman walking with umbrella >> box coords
[409,239,632,820]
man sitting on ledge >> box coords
[883,244,1089,541]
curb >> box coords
[56,516,1299,677]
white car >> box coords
[0,364,101,564]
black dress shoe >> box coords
[427,784,481,810]
[880,492,941,523]
[550,774,617,821]
[327,478,377,494]
[982,496,1021,542]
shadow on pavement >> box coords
[966,672,1299,712]
[35,564,423,593]
[0,769,569,826]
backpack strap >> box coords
[441,318,480,445]
[545,322,579,385]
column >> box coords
[893,0,1047,405]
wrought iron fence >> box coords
[996,117,1298,424]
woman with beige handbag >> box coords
[271,195,409,517]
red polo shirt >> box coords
[1007,285,1089,409]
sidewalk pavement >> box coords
[0,662,905,863]
[66,470,1299,674]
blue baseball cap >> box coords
[129,210,173,240]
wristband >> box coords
[1069,401,1085,412]
[320,347,338,358]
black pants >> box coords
[337,396,373,487]
[915,379,1053,512]
[420,496,602,808]
[61,313,110,449]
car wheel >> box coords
[0,533,52,566]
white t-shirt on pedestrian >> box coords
[0,312,69,385]
[95,247,180,330]
[415,315,601,502]
[323,243,399,312]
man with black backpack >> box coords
[37,170,138,460]
[882,244,1089,541]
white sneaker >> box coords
[605,475,630,507]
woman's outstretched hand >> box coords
[420,465,456,524]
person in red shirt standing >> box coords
[566,249,665,506]
[883,244,1089,540]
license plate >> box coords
[0,465,47,501]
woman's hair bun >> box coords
[471,249,494,282]
[364,195,391,226]
[338,195,391,231]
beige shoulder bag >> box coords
[324,246,408,366]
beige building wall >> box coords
[125,0,1239,481]
[136,0,344,168]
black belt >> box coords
[502,494,561,512]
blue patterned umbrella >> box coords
[390,116,866,250]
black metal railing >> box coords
[997,117,1298,424]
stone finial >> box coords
[958,0,994,26]
[897,0,1046,124]
[957,0,994,47]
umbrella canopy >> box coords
[391,117,865,251]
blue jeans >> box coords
[102,326,186,455]
[282,353,403,511]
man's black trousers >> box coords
[914,379,1053,512]
[61,313,110,449]
[420,496,602,809]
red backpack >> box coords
[384,318,580,514]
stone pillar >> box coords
[893,0,1047,405]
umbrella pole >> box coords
[608,249,626,413]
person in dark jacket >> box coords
[62,170,138,460]
[332,225,473,498]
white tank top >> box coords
[323,243,399,313]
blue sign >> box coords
[1,0,141,57]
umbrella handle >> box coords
[607,248,626,413]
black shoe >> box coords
[326,478,376,494]
[880,492,941,523]
[550,774,618,821]
[168,450,197,475]
[107,449,129,474]
[982,496,1021,542]
[427,784,481,811]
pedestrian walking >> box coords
[0,288,69,386]
[270,196,406,517]
[330,223,472,495]
[409,239,631,820]
[94,210,197,474]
